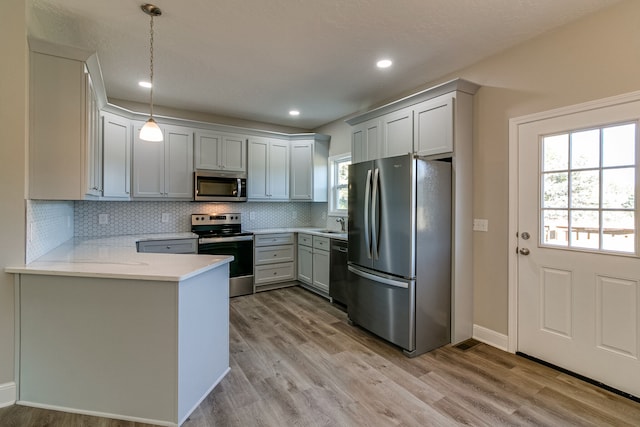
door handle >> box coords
[364,169,372,259]
[371,167,380,260]
[519,248,530,255]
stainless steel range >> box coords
[191,213,254,297]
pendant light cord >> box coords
[149,13,155,118]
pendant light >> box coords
[139,3,163,142]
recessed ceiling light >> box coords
[138,81,152,88]
[289,110,300,116]
[376,59,393,69]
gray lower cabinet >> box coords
[136,238,198,254]
[254,233,296,291]
[297,234,313,285]
[297,233,330,298]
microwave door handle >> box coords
[237,178,241,196]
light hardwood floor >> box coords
[2,286,640,426]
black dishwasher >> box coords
[329,239,349,307]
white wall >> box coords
[0,0,27,397]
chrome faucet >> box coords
[336,217,346,232]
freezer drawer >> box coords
[347,265,415,352]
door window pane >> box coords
[603,124,635,167]
[543,209,568,246]
[570,210,599,249]
[543,134,568,171]
[602,168,635,209]
[543,172,568,208]
[571,129,600,169]
[602,211,635,252]
[540,122,637,254]
[570,170,599,208]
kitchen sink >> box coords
[319,230,346,234]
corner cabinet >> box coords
[247,137,290,200]
[29,40,106,200]
[194,130,247,172]
[133,122,194,199]
[289,136,329,201]
[346,78,479,345]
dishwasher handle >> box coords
[332,245,348,253]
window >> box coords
[541,122,637,254]
[328,154,351,215]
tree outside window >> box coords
[329,154,351,215]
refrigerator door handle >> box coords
[348,265,409,289]
[371,167,380,260]
[364,169,372,259]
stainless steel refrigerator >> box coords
[347,154,451,357]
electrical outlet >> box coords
[321,212,326,220]
[98,214,109,225]
[28,222,33,242]
[473,218,489,232]
[292,211,297,220]
[250,212,256,221]
[162,213,170,223]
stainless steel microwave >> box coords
[194,171,247,202]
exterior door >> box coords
[517,99,640,397]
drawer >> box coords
[254,262,295,285]
[298,233,312,247]
[255,233,294,247]
[136,238,198,254]
[313,236,330,251]
[255,245,295,265]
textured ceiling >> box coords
[28,0,621,130]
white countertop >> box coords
[249,227,348,241]
[6,233,232,282]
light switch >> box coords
[98,214,109,225]
[473,218,488,232]
[162,213,170,223]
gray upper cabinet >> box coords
[194,130,246,172]
[133,122,194,199]
[348,78,477,162]
[247,137,289,200]
[382,107,413,158]
[414,94,454,157]
[101,111,131,199]
[28,40,106,200]
[351,118,381,163]
[289,137,329,201]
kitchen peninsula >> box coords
[6,235,233,427]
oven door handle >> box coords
[199,235,254,244]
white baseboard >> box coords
[0,382,16,408]
[473,324,509,352]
